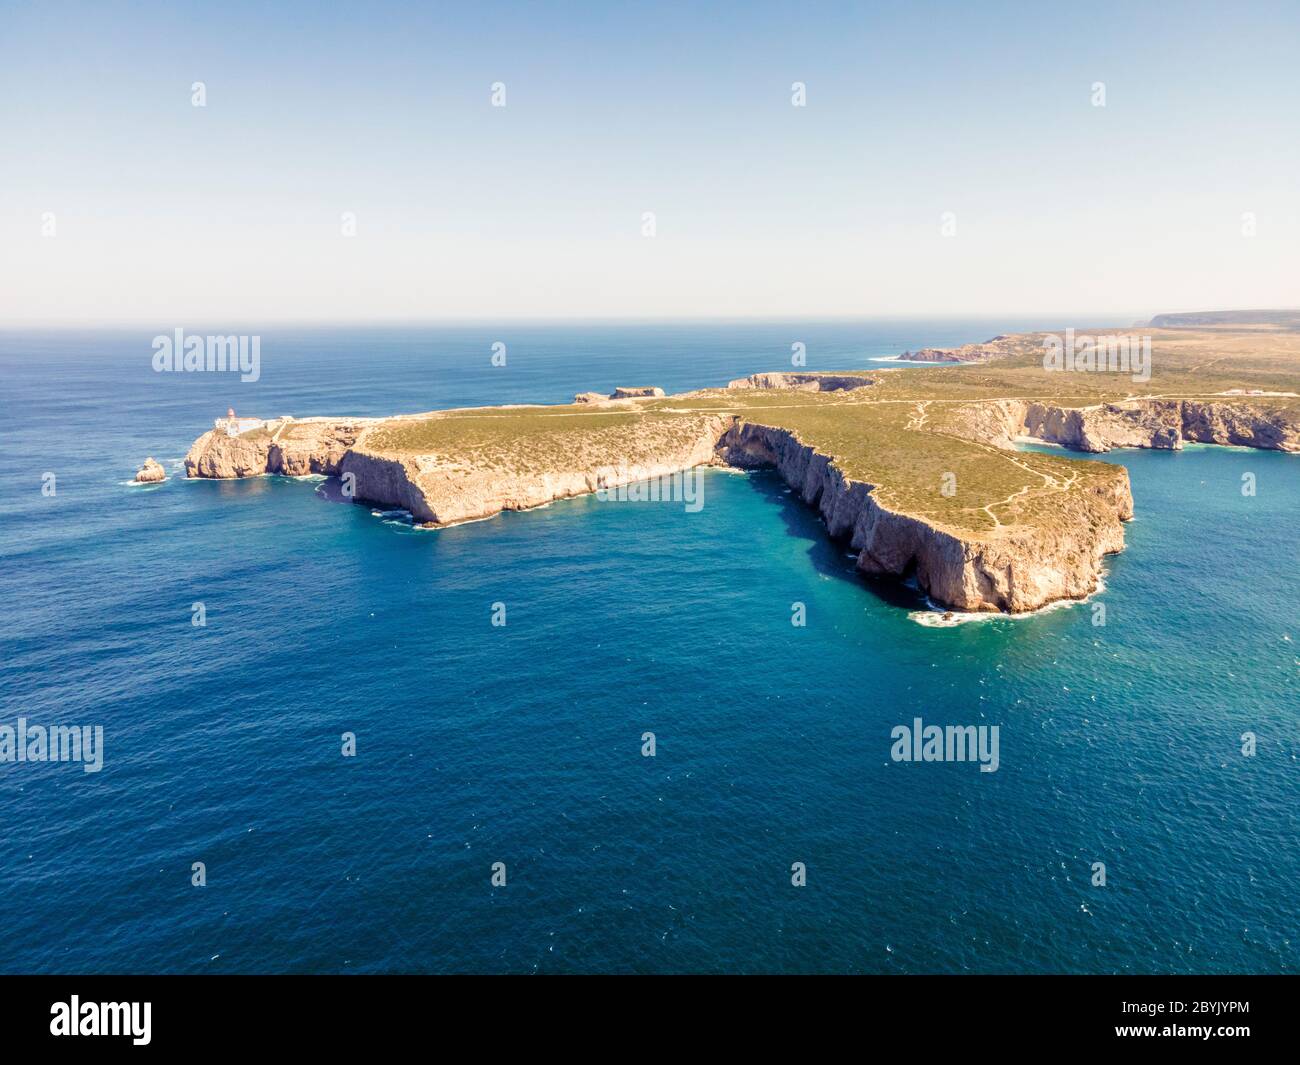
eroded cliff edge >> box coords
[184,417,375,478]
[339,412,732,526]
[719,420,1132,612]
[1018,399,1299,452]
[930,398,1300,453]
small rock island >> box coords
[183,317,1299,614]
[134,457,166,483]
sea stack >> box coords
[134,457,166,483]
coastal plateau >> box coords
[181,315,1300,613]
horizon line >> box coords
[0,309,1180,331]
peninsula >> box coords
[183,315,1300,614]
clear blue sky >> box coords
[2,0,1297,321]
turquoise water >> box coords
[1,323,1297,973]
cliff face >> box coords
[184,429,274,478]
[271,419,373,474]
[719,421,1133,613]
[1016,400,1299,453]
[1180,400,1300,450]
[342,414,733,526]
[183,418,374,478]
[1021,401,1182,452]
[727,372,874,391]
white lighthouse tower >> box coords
[215,406,264,437]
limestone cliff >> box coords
[718,421,1132,613]
[1013,400,1299,453]
[183,417,375,478]
[341,413,732,526]
[184,429,275,478]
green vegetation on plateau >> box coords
[359,321,1299,539]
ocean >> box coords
[1,320,1296,974]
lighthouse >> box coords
[215,407,265,437]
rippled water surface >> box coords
[1,322,1296,973]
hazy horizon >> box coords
[3,0,1297,322]
[0,309,1173,329]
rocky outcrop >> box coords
[726,372,874,391]
[134,457,166,483]
[184,429,273,478]
[610,386,665,399]
[719,420,1133,613]
[576,387,667,402]
[183,418,375,478]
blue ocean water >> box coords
[1,321,1296,974]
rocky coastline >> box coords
[180,369,1295,613]
[718,420,1132,613]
